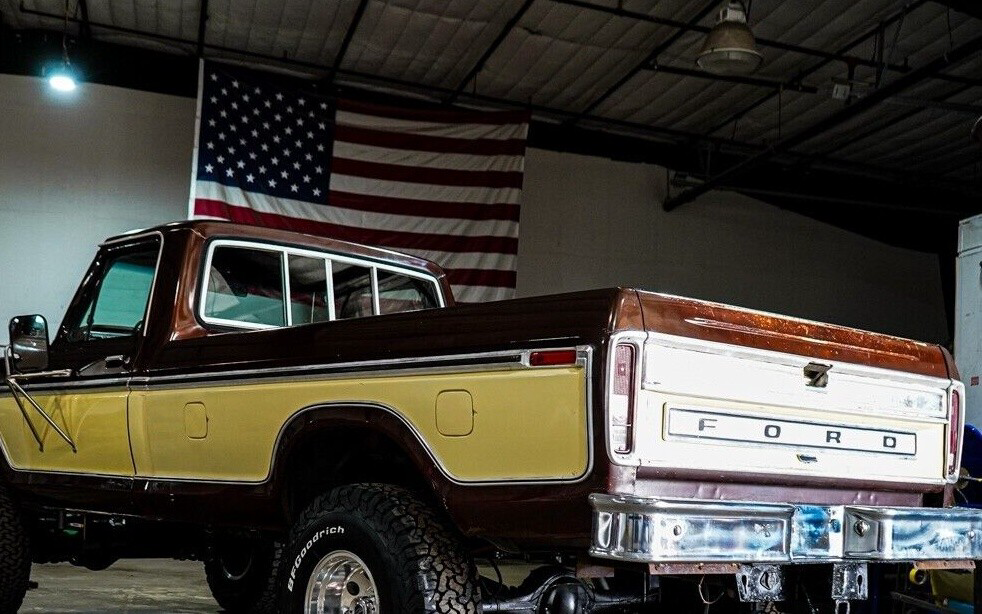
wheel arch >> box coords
[269,402,451,523]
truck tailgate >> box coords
[607,291,962,486]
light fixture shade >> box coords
[696,2,763,76]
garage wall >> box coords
[519,149,948,343]
[0,74,948,345]
[0,74,192,337]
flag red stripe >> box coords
[331,157,524,189]
[334,125,527,156]
[338,99,530,126]
[445,268,517,288]
[329,191,521,222]
[195,199,519,254]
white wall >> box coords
[518,149,948,343]
[0,74,948,344]
[0,74,192,334]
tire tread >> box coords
[288,483,479,613]
[0,484,30,614]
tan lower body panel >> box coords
[0,390,134,475]
[128,365,590,483]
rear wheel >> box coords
[0,484,30,614]
[205,534,282,613]
[281,483,480,613]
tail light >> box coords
[947,385,965,482]
[610,343,637,454]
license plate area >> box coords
[666,407,917,456]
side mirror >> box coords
[9,315,50,373]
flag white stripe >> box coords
[452,285,516,303]
[329,174,522,205]
[196,181,518,240]
[337,111,528,141]
[397,247,517,272]
[332,141,525,173]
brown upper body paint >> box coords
[0,221,954,547]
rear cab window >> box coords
[199,239,444,330]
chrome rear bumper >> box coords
[590,494,982,563]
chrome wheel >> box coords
[304,550,378,614]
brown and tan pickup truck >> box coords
[0,220,977,614]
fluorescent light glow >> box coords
[49,73,77,92]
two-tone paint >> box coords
[0,221,961,552]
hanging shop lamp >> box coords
[48,62,78,92]
[696,1,763,76]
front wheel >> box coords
[281,483,480,613]
[0,484,30,614]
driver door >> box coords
[0,237,160,477]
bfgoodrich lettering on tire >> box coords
[282,483,480,613]
[0,484,30,614]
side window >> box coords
[204,246,285,327]
[63,243,158,342]
[377,270,440,315]
[288,255,331,325]
[332,261,375,320]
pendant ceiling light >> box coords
[696,1,763,76]
[47,0,79,94]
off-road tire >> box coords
[205,535,283,614]
[0,484,30,614]
[281,483,480,613]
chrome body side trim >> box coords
[0,347,595,487]
[590,494,982,564]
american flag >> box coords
[189,61,528,303]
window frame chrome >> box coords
[198,238,445,331]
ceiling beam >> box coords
[550,0,911,74]
[663,30,982,211]
[886,95,982,115]
[446,0,535,104]
[789,82,976,175]
[12,5,979,202]
[325,0,370,85]
[77,0,91,41]
[932,0,982,20]
[670,172,971,215]
[644,63,818,93]
[195,0,207,58]
[565,0,718,125]
[704,0,928,136]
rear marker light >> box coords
[948,388,962,480]
[611,344,637,454]
[529,349,577,366]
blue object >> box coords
[946,598,973,614]
[959,424,982,507]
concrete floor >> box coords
[21,560,220,613]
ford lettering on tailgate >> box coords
[666,407,917,456]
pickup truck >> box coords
[0,220,978,614]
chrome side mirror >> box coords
[9,315,50,372]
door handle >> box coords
[104,355,129,369]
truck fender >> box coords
[267,401,453,515]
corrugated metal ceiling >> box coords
[2,0,980,193]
